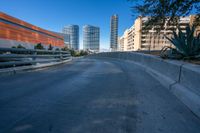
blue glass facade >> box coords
[110,15,118,51]
[63,25,79,50]
[83,25,100,52]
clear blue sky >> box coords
[0,0,137,50]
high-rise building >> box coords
[83,25,100,52]
[119,15,200,51]
[110,14,118,51]
[62,34,71,48]
[63,25,79,50]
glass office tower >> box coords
[63,25,79,50]
[110,14,118,51]
[83,25,100,52]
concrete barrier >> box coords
[89,52,200,118]
[180,64,200,96]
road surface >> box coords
[0,57,200,133]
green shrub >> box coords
[69,49,76,56]
[68,50,88,57]
[61,46,69,51]
[166,24,200,58]
[34,43,44,50]
[17,44,26,49]
[12,44,25,49]
[79,50,88,56]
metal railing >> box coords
[0,47,71,68]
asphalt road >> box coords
[0,57,200,133]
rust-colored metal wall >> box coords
[0,12,64,47]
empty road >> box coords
[0,57,200,133]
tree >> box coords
[61,46,69,51]
[69,49,76,56]
[80,50,88,56]
[12,44,25,49]
[129,0,200,29]
[48,44,53,50]
[34,43,44,50]
[17,44,26,49]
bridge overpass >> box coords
[0,55,200,133]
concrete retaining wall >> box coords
[89,52,200,118]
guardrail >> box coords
[0,47,71,68]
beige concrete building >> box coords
[119,15,198,51]
[121,29,129,51]
[118,36,124,51]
